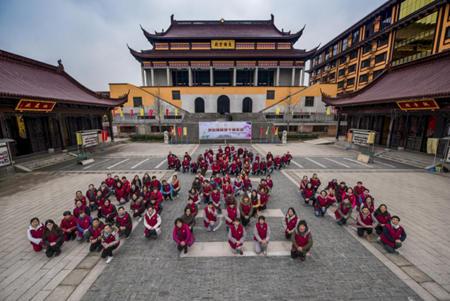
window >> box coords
[171,70,189,86]
[325,48,331,61]
[342,37,349,51]
[445,27,450,39]
[330,61,337,68]
[340,56,347,65]
[348,64,356,73]
[258,69,275,86]
[359,74,368,83]
[349,50,358,60]
[373,69,383,79]
[392,12,437,66]
[332,44,339,56]
[266,90,275,99]
[304,97,315,107]
[399,0,434,20]
[375,52,387,64]
[361,58,371,69]
[347,77,355,86]
[362,43,372,54]
[377,35,389,48]
[172,90,181,100]
[328,73,335,80]
[352,30,360,44]
[380,10,392,30]
[338,68,346,77]
[133,97,143,107]
[365,20,375,39]
[337,80,345,88]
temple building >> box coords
[323,0,450,153]
[0,50,126,157]
[309,0,450,95]
[110,15,338,137]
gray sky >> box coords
[0,0,385,91]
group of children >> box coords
[168,146,313,260]
[168,145,292,176]
[27,172,179,263]
[28,145,318,262]
[299,174,407,254]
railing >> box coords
[265,113,336,123]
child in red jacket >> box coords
[27,217,44,252]
[60,211,77,241]
[115,206,132,238]
[380,216,407,253]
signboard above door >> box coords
[15,99,56,112]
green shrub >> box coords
[286,132,319,141]
[130,134,164,142]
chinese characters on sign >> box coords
[211,40,235,49]
[199,122,252,140]
[207,128,245,132]
[15,99,56,112]
[396,99,439,111]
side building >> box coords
[309,0,450,95]
[0,50,126,157]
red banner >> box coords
[165,108,170,116]
[259,127,264,137]
[130,109,134,117]
[177,127,183,137]
[148,109,153,117]
[396,99,439,111]
[15,99,56,112]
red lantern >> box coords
[130,109,134,117]
[177,127,183,137]
[148,109,153,117]
[165,108,169,116]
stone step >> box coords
[180,240,300,258]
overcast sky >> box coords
[0,0,385,91]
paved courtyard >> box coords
[0,142,449,300]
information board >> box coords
[199,122,252,140]
[0,143,11,167]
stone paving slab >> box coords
[285,169,450,300]
[0,165,171,301]
[180,241,292,257]
[81,144,420,301]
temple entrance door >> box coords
[25,116,50,153]
[217,95,230,114]
[381,116,390,146]
[195,97,205,113]
[242,97,253,113]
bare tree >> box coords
[150,89,163,132]
[282,94,300,134]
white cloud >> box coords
[0,0,385,90]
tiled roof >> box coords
[0,49,126,107]
[129,47,315,62]
[141,15,304,42]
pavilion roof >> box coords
[0,49,127,107]
[141,15,305,43]
[128,47,317,62]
